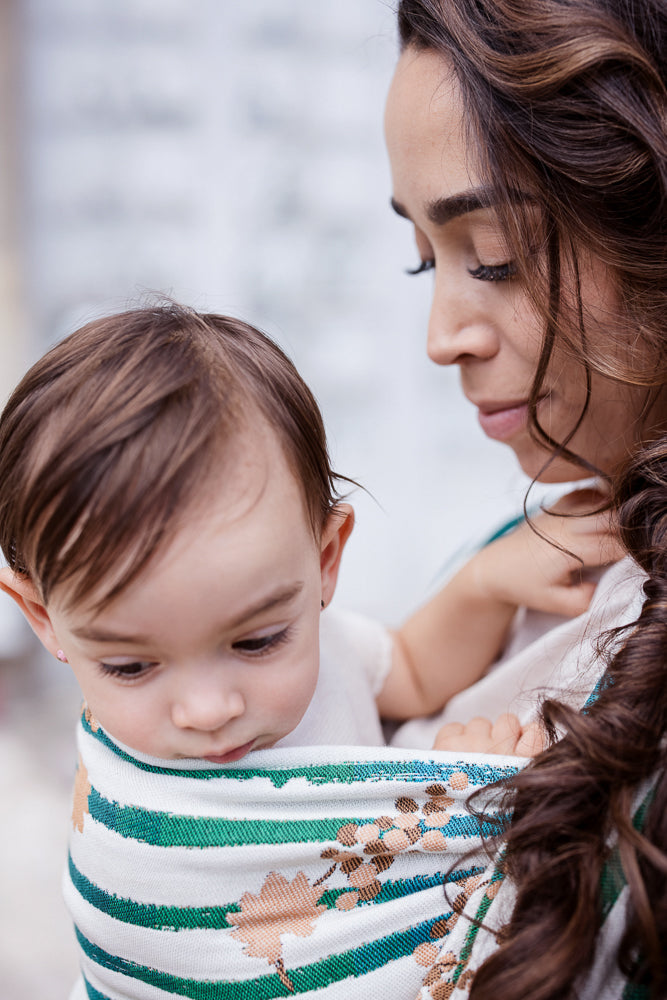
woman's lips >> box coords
[203,740,255,764]
[476,401,530,441]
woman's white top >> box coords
[391,555,646,749]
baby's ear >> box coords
[0,567,59,655]
[319,504,354,607]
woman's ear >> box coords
[0,567,60,655]
[319,504,354,607]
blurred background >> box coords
[0,1,536,995]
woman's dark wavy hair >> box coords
[0,304,346,610]
[397,0,667,996]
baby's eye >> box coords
[405,259,435,276]
[98,660,156,680]
[468,262,516,282]
[232,627,291,656]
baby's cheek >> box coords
[267,658,318,734]
[91,692,161,756]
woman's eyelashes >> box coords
[405,258,435,275]
[468,261,516,282]
[406,258,515,281]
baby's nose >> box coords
[171,682,245,732]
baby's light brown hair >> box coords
[0,304,345,610]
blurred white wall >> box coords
[17,0,533,624]
[1,4,541,996]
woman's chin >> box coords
[513,445,592,484]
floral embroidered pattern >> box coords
[320,783,455,911]
[227,871,326,991]
[67,713,541,1000]
[72,754,91,833]
[222,782,463,990]
[417,873,509,997]
[83,704,100,732]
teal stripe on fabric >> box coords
[69,851,483,931]
[622,979,651,999]
[599,787,654,997]
[582,671,613,713]
[599,849,626,923]
[454,865,505,985]
[481,513,526,546]
[599,785,654,921]
[81,714,519,789]
[75,911,454,999]
[431,511,532,585]
[83,978,109,1000]
[87,786,502,847]
[88,787,367,846]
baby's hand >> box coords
[469,488,623,618]
[433,713,546,756]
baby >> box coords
[0,304,612,761]
[0,305,617,1000]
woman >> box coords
[384,0,667,996]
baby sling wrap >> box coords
[66,708,645,1000]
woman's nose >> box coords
[426,275,498,366]
[171,674,245,731]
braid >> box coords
[468,444,667,999]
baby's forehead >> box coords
[52,418,315,616]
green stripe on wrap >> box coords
[68,852,484,931]
[75,910,453,998]
[87,785,501,846]
[88,786,367,846]
[82,712,519,790]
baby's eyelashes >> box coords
[98,659,157,681]
[231,626,292,657]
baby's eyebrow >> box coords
[70,624,151,644]
[227,582,305,630]
[71,582,306,645]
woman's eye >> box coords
[232,628,291,656]
[99,660,155,680]
[405,258,435,276]
[468,261,516,282]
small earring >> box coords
[321,600,325,610]
[56,649,68,663]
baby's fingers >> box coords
[433,714,522,754]
[515,721,547,757]
[489,713,524,754]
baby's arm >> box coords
[377,489,621,720]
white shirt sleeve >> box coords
[278,605,393,748]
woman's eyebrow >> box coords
[390,188,493,225]
[426,190,494,224]
[390,197,411,220]
[391,187,530,226]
